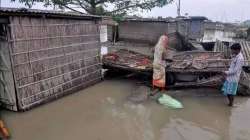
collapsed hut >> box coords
[0,8,102,111]
[103,16,250,94]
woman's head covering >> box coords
[155,35,169,49]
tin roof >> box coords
[189,16,208,20]
[122,16,208,23]
[123,17,177,22]
[0,7,101,20]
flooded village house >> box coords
[0,8,102,111]
[0,8,247,111]
[105,16,250,94]
[109,17,237,48]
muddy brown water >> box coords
[2,43,250,139]
[1,78,250,140]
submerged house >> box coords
[0,8,102,111]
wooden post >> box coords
[0,120,10,139]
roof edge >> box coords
[0,7,102,20]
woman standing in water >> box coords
[152,35,169,91]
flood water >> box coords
[2,78,250,140]
[2,45,250,140]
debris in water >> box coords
[158,94,183,109]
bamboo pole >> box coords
[168,59,250,62]
[11,41,99,56]
[21,76,101,109]
[9,23,95,27]
[13,48,99,67]
[18,63,101,89]
[9,34,99,42]
[21,69,101,102]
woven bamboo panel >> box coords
[8,16,102,111]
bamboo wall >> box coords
[8,16,102,111]
[0,39,17,111]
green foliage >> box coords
[112,14,125,22]
[12,0,173,15]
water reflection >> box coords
[158,97,250,140]
[229,98,250,140]
[160,118,220,140]
[103,97,155,140]
[2,79,250,140]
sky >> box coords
[1,0,250,23]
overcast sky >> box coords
[1,0,250,23]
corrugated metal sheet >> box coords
[189,20,204,40]
[123,17,176,23]
[123,16,207,23]
[0,7,101,19]
[118,21,172,43]
[117,17,207,44]
[204,22,237,32]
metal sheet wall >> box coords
[117,20,205,44]
[118,21,176,43]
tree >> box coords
[12,0,173,15]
